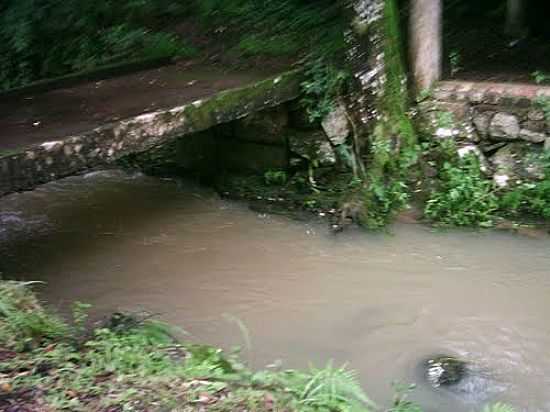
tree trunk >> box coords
[410,0,442,91]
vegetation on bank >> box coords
[0,281,375,411]
[0,0,344,91]
[0,0,196,90]
[0,281,517,412]
[3,0,549,231]
[422,139,550,228]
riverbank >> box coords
[0,281,519,412]
[0,281,376,412]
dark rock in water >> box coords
[425,356,467,388]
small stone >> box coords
[528,109,545,121]
[473,113,492,138]
[489,113,520,140]
[545,138,550,151]
[457,144,490,173]
[523,120,546,133]
[321,104,350,146]
[435,127,455,138]
[289,131,336,167]
[468,90,485,103]
[494,173,510,188]
[519,129,546,143]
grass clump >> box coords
[424,155,498,227]
[499,153,550,220]
[0,281,69,351]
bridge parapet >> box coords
[0,70,303,197]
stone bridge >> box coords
[0,66,303,197]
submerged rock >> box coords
[425,355,467,388]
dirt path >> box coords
[0,63,276,152]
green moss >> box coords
[355,0,418,229]
[182,70,303,133]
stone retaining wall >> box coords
[425,80,550,186]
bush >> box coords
[425,155,498,227]
[0,281,69,351]
[498,153,550,220]
[0,0,194,90]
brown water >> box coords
[1,170,550,412]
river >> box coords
[1,170,550,412]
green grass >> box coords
[0,280,375,411]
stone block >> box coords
[519,129,546,144]
[489,112,520,140]
[473,112,492,138]
[434,101,471,122]
[321,103,350,146]
[289,131,336,167]
[523,120,546,133]
[528,109,545,121]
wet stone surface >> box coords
[425,356,467,388]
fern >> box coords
[481,404,516,412]
[285,362,375,411]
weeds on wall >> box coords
[354,0,419,229]
[301,60,350,123]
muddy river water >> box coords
[1,170,550,412]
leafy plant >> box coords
[283,362,375,412]
[449,50,463,76]
[499,153,550,219]
[532,70,550,85]
[264,169,288,186]
[534,96,550,122]
[301,60,350,123]
[357,178,410,229]
[425,155,498,227]
[0,281,70,351]
[0,0,194,90]
[389,383,423,412]
[481,404,516,412]
[198,0,345,60]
